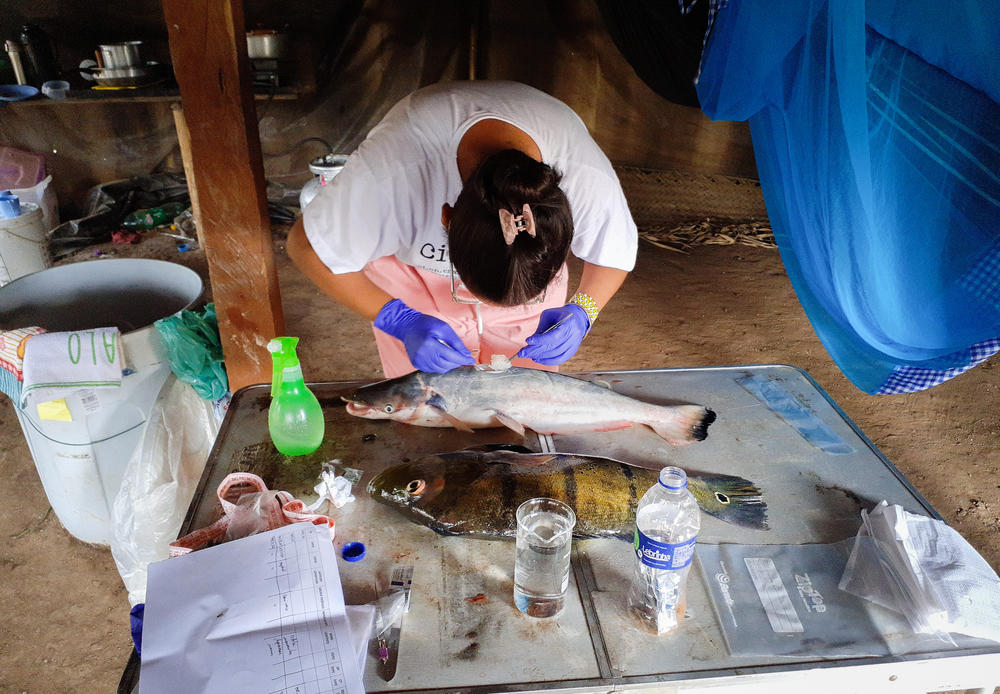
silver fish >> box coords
[344,366,715,445]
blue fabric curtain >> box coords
[696,0,1000,394]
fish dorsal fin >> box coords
[493,453,560,466]
[464,443,534,453]
[491,410,526,437]
[426,392,475,433]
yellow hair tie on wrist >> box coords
[568,292,600,325]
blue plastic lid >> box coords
[341,541,366,562]
[0,85,40,102]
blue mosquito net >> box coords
[696,0,1000,394]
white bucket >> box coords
[0,259,203,544]
[0,202,50,287]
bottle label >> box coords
[634,529,697,570]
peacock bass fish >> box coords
[367,447,768,539]
[344,366,716,445]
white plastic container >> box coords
[12,175,59,233]
[0,202,50,286]
[0,259,203,544]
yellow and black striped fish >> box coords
[367,447,768,539]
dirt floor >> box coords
[1,226,998,693]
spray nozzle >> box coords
[267,336,300,397]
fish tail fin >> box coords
[694,474,769,530]
[648,406,717,444]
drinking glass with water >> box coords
[513,497,576,618]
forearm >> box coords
[575,262,629,312]
[286,218,392,321]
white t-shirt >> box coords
[303,81,638,277]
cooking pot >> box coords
[246,31,288,59]
[98,41,143,68]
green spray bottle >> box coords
[267,337,325,456]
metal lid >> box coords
[308,153,349,177]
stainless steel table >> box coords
[125,365,1000,694]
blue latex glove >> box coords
[516,303,590,365]
[130,603,144,656]
[374,299,475,373]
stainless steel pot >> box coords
[98,41,143,68]
[246,31,288,59]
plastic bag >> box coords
[345,604,376,674]
[110,374,221,606]
[168,472,336,556]
[840,501,1000,645]
[223,492,274,542]
[11,174,58,232]
[154,303,229,401]
[372,591,407,638]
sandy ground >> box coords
[1,229,998,693]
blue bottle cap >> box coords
[341,541,366,562]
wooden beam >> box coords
[169,104,206,250]
[162,0,284,391]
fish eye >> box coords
[384,404,394,413]
[406,479,426,497]
[715,492,730,505]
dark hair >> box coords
[448,149,573,306]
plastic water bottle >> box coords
[627,465,701,634]
[122,202,187,230]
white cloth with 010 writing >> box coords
[139,523,365,694]
[19,328,123,408]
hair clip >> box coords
[498,204,536,245]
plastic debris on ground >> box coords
[47,173,190,259]
[111,229,142,245]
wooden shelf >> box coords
[9,84,309,105]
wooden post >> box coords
[162,0,284,391]
[170,103,206,250]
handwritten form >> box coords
[139,523,364,694]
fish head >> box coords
[367,453,494,535]
[343,372,433,422]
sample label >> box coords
[744,557,804,633]
[77,388,102,414]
